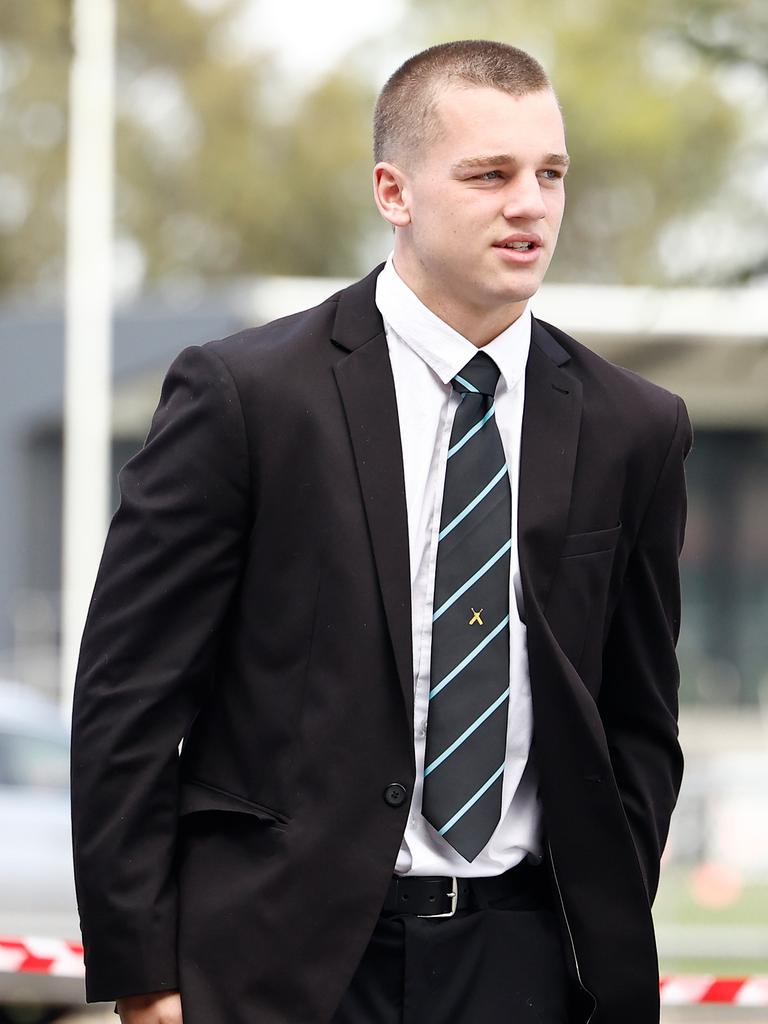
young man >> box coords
[71,40,692,1024]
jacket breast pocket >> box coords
[559,522,622,558]
[547,523,622,682]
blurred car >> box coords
[0,680,84,1019]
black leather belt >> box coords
[382,859,550,918]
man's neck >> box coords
[391,253,528,348]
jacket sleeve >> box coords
[70,343,251,1002]
[598,394,693,904]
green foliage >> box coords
[0,0,761,294]
[232,71,377,276]
[664,0,768,73]
[0,4,69,291]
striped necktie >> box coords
[421,351,511,862]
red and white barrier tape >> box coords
[0,937,84,978]
[1,939,767,1005]
[660,976,768,1006]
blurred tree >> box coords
[670,0,768,74]
[116,1,375,282]
[0,4,70,293]
[664,0,768,281]
[0,0,759,293]
[0,0,376,295]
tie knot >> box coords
[452,351,501,397]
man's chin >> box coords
[492,277,542,307]
[451,269,542,314]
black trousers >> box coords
[331,880,575,1023]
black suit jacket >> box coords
[71,264,692,1023]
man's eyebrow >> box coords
[451,152,571,173]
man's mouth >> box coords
[492,235,543,265]
[494,234,543,252]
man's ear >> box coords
[372,161,412,228]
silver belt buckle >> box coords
[417,876,458,918]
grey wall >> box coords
[0,293,247,662]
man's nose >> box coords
[501,173,547,221]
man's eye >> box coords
[542,169,564,180]
[478,170,502,181]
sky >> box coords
[188,0,410,96]
[239,0,408,83]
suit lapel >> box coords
[331,268,414,721]
[518,318,583,616]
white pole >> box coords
[61,0,116,715]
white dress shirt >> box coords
[375,253,543,877]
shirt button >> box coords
[383,783,408,808]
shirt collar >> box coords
[375,251,531,389]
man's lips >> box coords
[492,234,543,264]
[493,232,543,251]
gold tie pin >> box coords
[469,608,484,625]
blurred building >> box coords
[1,276,767,715]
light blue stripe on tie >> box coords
[454,373,479,393]
[439,763,505,837]
[438,464,507,542]
[433,539,512,621]
[430,614,510,699]
[424,689,509,777]
[448,404,495,459]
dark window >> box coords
[679,430,768,705]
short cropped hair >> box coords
[373,40,552,166]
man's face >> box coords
[383,85,568,318]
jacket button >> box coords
[383,783,407,808]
